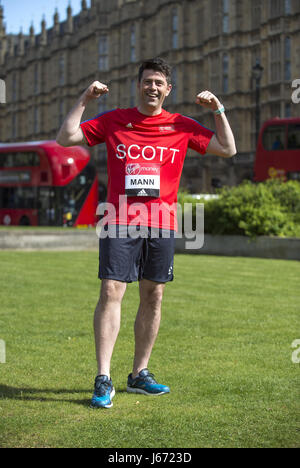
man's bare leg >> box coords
[132,279,165,378]
[94,279,127,377]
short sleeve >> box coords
[80,110,113,147]
[184,116,215,155]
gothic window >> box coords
[222,53,229,93]
[130,25,136,62]
[284,36,291,81]
[172,8,178,49]
[270,37,281,82]
[222,0,229,33]
[98,35,108,70]
[58,55,65,86]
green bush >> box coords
[178,180,300,238]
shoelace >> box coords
[95,379,112,396]
[140,372,157,384]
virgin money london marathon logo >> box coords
[0,79,6,104]
[126,163,141,175]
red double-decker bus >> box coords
[254,117,300,182]
[0,141,99,227]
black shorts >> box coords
[98,225,175,283]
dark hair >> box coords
[138,57,172,84]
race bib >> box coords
[125,162,160,197]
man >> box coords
[56,57,236,409]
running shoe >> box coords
[127,368,170,396]
[91,375,115,409]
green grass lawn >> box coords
[0,251,299,448]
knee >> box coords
[140,284,164,310]
[100,280,126,305]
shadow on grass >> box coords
[0,383,129,407]
[0,383,91,407]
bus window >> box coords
[287,124,300,149]
[0,152,40,168]
[0,186,37,209]
[262,125,286,151]
[38,187,62,226]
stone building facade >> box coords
[0,0,299,192]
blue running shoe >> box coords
[91,375,115,409]
[127,369,170,396]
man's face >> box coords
[137,69,172,113]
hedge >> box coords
[178,179,300,238]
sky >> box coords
[0,0,90,35]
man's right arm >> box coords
[56,81,109,147]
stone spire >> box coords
[67,2,73,34]
[0,3,7,65]
[29,22,35,46]
[53,8,59,34]
[18,28,25,56]
[8,35,14,57]
[40,15,47,46]
[0,3,6,38]
[18,29,24,56]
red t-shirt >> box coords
[80,107,214,230]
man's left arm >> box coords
[196,91,237,158]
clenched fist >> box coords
[84,81,109,101]
[196,91,222,111]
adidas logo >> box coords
[126,123,133,128]
[137,189,147,196]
